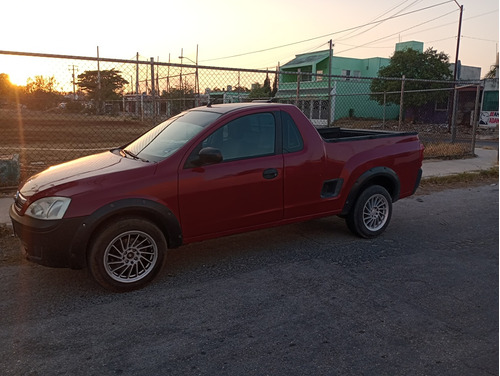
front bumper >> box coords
[9,204,87,269]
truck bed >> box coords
[317,127,418,142]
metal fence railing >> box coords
[0,50,495,185]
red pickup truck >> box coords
[10,103,423,291]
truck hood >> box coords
[20,151,150,197]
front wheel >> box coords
[88,218,167,292]
[346,185,392,238]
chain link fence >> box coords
[0,50,495,186]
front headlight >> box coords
[25,197,71,220]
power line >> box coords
[334,8,457,55]
[200,0,454,63]
[336,0,414,41]
[337,0,424,42]
[462,36,499,43]
[247,6,498,67]
[255,41,330,70]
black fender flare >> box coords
[68,198,182,269]
[341,166,400,216]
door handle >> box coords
[263,168,278,180]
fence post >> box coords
[383,92,387,128]
[471,84,481,155]
[450,86,459,143]
[97,46,102,115]
[141,93,144,122]
[398,75,405,130]
[327,39,333,127]
[135,53,139,116]
[295,68,301,106]
[195,44,199,107]
[330,81,336,126]
[150,57,156,123]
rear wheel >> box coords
[346,185,392,238]
[89,218,167,292]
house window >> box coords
[300,74,312,82]
[296,67,313,82]
[435,97,448,111]
[316,70,323,82]
[482,90,499,111]
[341,69,361,81]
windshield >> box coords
[124,110,221,162]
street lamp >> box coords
[179,45,200,106]
[178,56,196,65]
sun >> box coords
[7,72,30,87]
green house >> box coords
[276,49,401,126]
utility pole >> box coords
[68,64,78,100]
[450,2,463,142]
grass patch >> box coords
[423,142,472,160]
[421,166,498,185]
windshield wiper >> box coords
[120,149,150,163]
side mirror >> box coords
[197,147,222,166]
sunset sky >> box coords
[1,0,498,85]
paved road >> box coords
[0,185,498,376]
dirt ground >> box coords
[0,225,19,266]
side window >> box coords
[282,111,304,153]
[201,112,276,162]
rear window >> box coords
[282,111,304,153]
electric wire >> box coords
[337,0,424,42]
[334,8,457,55]
[199,0,454,63]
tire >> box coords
[346,185,392,239]
[88,218,167,292]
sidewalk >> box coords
[0,148,498,226]
[422,147,498,178]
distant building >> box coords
[479,77,499,128]
[206,86,250,104]
[276,48,397,125]
[276,41,483,126]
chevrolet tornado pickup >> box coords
[10,102,424,292]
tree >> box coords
[271,73,278,97]
[25,75,58,94]
[263,72,272,96]
[249,73,273,99]
[484,65,498,79]
[232,86,250,93]
[370,47,452,109]
[77,69,128,102]
[161,83,196,116]
[22,75,62,110]
[0,73,17,103]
